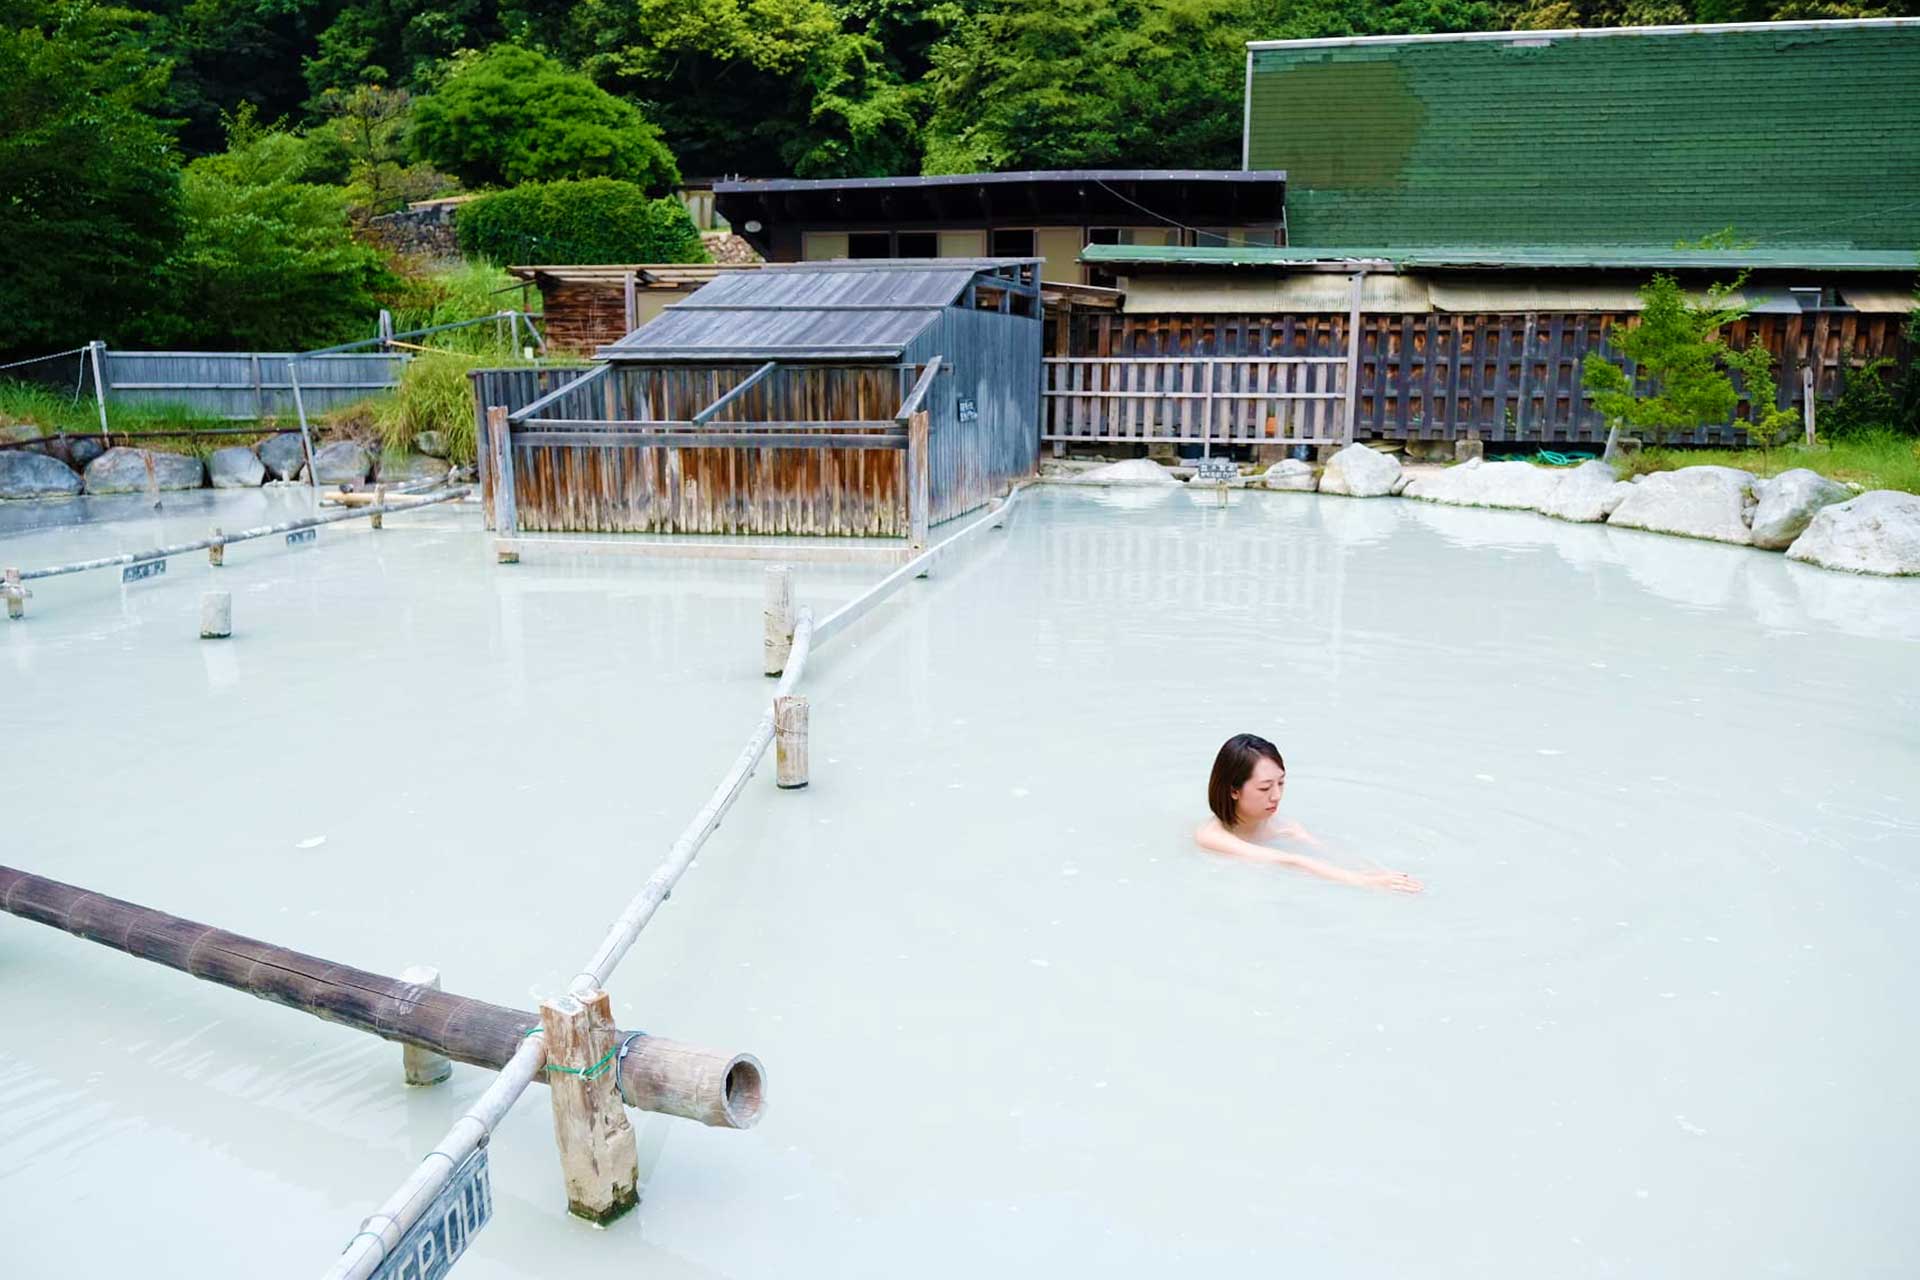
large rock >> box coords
[1403,458,1564,511]
[207,445,266,488]
[306,440,372,485]
[83,447,205,494]
[1605,465,1757,545]
[1066,458,1180,485]
[412,430,450,459]
[0,449,83,498]
[1317,443,1401,497]
[378,452,450,484]
[1785,491,1920,576]
[257,433,309,481]
[67,437,105,469]
[1541,460,1634,523]
[1257,458,1319,491]
[1749,468,1853,550]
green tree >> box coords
[410,45,680,191]
[141,116,394,348]
[0,0,184,350]
[559,0,913,176]
[920,0,1250,173]
[305,0,506,104]
[318,84,448,216]
[1581,273,1779,454]
[455,178,707,264]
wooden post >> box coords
[486,406,516,535]
[908,408,930,562]
[623,272,639,332]
[288,357,319,490]
[774,695,809,789]
[199,591,231,639]
[1802,364,1817,445]
[763,564,794,676]
[400,966,452,1086]
[370,484,386,530]
[88,341,110,436]
[539,990,640,1224]
[1341,275,1363,444]
[4,567,23,621]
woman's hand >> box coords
[1352,869,1423,894]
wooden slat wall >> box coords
[505,364,909,536]
[1065,310,1913,446]
[912,310,1042,524]
[101,350,407,420]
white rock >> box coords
[1605,465,1757,545]
[207,446,265,488]
[1256,459,1318,492]
[1403,458,1564,511]
[1541,460,1633,523]
[1749,468,1853,550]
[1066,458,1180,486]
[1784,490,1920,576]
[1317,444,1401,498]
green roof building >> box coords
[1242,19,1920,257]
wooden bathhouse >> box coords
[475,259,1042,559]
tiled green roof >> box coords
[1244,21,1920,252]
[1079,243,1920,272]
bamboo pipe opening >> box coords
[721,1055,766,1129]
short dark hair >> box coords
[1208,734,1286,825]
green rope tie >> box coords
[519,1026,620,1080]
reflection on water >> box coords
[3,485,1919,1279]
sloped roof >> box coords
[599,259,1037,361]
[1243,19,1920,252]
[1080,243,1920,273]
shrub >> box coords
[410,46,680,192]
[455,179,707,265]
[1583,273,1757,450]
[1821,354,1903,441]
[371,351,486,464]
[384,261,539,355]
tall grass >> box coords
[0,378,235,454]
[370,351,489,463]
[386,261,540,356]
[1614,430,1920,495]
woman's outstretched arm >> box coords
[1194,822,1423,893]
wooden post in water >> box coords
[539,989,640,1224]
[763,564,794,676]
[370,484,386,530]
[774,695,809,789]
[487,405,520,563]
[400,965,452,1085]
[4,567,23,621]
[208,528,224,567]
[199,592,231,639]
[908,409,930,569]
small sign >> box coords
[1194,458,1238,483]
[287,527,318,546]
[122,559,166,583]
[957,396,978,423]
[369,1149,493,1280]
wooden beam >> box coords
[895,356,944,421]
[691,361,778,425]
[1342,273,1363,444]
[0,863,766,1129]
[908,409,930,557]
[513,430,907,450]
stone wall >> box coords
[365,199,471,261]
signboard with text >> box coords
[369,1149,493,1280]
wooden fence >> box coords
[99,349,408,420]
[1043,356,1348,450]
[1058,309,1913,447]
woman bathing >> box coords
[1194,733,1423,893]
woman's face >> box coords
[1234,757,1286,825]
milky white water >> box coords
[3,484,1918,1278]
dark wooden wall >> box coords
[1065,310,1913,446]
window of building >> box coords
[848,232,891,259]
[896,232,938,258]
[990,228,1036,258]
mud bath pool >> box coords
[3,484,1918,1278]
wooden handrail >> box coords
[894,355,944,422]
[691,361,778,424]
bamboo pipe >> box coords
[0,864,765,1130]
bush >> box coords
[1822,354,1904,441]
[369,350,495,464]
[456,179,707,265]
[384,261,539,354]
[140,119,395,349]
[410,46,680,192]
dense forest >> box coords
[4,0,1914,351]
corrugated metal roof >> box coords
[1081,244,1920,273]
[600,259,1036,361]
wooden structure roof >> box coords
[598,259,1041,362]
